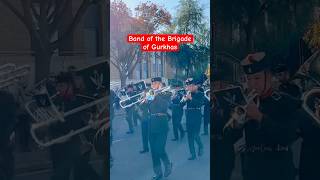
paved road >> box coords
[13,150,104,180]
[110,110,210,180]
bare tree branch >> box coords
[46,0,54,16]
[0,0,31,29]
[110,59,121,71]
[48,0,69,35]
[31,3,40,21]
[50,0,92,49]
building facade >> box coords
[110,52,176,82]
[0,1,108,86]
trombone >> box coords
[119,91,145,108]
[119,85,172,108]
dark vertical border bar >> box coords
[106,0,110,180]
[210,0,215,179]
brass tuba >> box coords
[25,61,109,147]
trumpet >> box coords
[223,89,259,131]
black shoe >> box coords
[152,174,163,180]
[198,148,204,156]
[188,156,196,160]
[140,149,149,154]
[180,132,185,139]
[164,162,173,177]
[171,138,178,141]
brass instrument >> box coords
[204,89,210,101]
[290,51,320,126]
[301,88,320,127]
[180,90,191,103]
[223,89,259,131]
[119,81,173,108]
[118,81,147,108]
[0,64,31,89]
[25,61,109,147]
[119,91,145,108]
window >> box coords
[152,57,157,77]
[142,60,148,79]
[83,4,101,57]
[135,61,141,79]
[159,59,164,76]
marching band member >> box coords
[181,78,205,160]
[203,90,210,136]
[272,64,301,98]
[0,90,16,180]
[231,52,301,180]
[138,89,150,154]
[125,84,135,134]
[169,83,185,141]
[211,71,243,180]
[50,72,100,180]
[147,77,172,180]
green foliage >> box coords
[215,0,316,61]
[166,0,210,78]
[304,20,320,51]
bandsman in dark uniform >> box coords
[125,84,135,134]
[137,89,150,154]
[297,107,320,180]
[272,64,301,98]
[147,77,172,180]
[227,52,301,180]
[50,72,101,180]
[295,68,320,179]
[203,90,210,135]
[212,75,243,180]
[0,91,16,180]
[169,84,185,141]
[181,78,205,160]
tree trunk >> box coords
[120,73,127,88]
[34,49,52,82]
[175,66,178,79]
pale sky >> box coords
[121,0,210,23]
